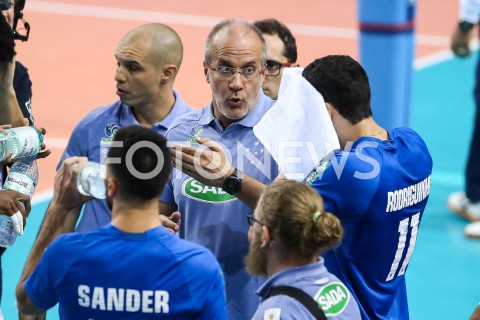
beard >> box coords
[245,232,267,277]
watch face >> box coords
[224,176,241,194]
[223,169,243,194]
[227,177,240,191]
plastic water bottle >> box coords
[0,126,44,161]
[77,162,106,199]
[0,159,38,248]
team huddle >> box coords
[1,5,433,320]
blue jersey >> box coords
[58,92,193,231]
[24,225,227,319]
[253,259,361,320]
[310,128,432,320]
[161,91,278,320]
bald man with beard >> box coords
[56,23,193,232]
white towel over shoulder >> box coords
[253,67,340,181]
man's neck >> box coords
[266,252,316,278]
[110,199,161,233]
[131,90,176,128]
[339,117,386,149]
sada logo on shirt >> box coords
[182,178,236,203]
[314,282,350,316]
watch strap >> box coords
[459,20,475,33]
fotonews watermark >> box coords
[101,139,383,182]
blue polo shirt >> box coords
[24,225,227,319]
[161,90,278,320]
[310,128,432,320]
[58,92,193,232]
[253,259,361,320]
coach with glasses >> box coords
[159,19,278,320]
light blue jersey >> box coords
[58,92,193,232]
[310,128,433,320]
[253,259,361,320]
[24,225,227,319]
[161,91,278,320]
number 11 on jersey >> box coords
[386,213,420,281]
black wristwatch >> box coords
[222,168,243,195]
[459,20,475,33]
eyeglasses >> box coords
[204,62,265,81]
[247,212,265,227]
[265,60,294,77]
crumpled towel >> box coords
[253,67,340,181]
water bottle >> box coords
[77,161,106,199]
[0,126,44,161]
[0,159,38,248]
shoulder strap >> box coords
[262,285,327,320]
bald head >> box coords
[204,19,266,65]
[121,23,183,70]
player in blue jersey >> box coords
[16,125,227,319]
[159,19,277,319]
[247,180,361,320]
[56,23,193,232]
[302,55,433,319]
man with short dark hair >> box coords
[302,55,432,319]
[254,18,298,100]
[16,126,227,319]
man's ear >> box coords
[204,69,210,83]
[161,64,178,84]
[325,102,333,118]
[107,176,118,198]
[260,226,271,248]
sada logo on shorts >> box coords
[182,178,236,203]
[314,282,350,316]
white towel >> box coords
[253,67,340,181]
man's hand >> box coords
[159,211,181,234]
[171,137,234,188]
[52,157,92,210]
[0,122,51,164]
[35,126,51,160]
[451,26,473,57]
[0,189,31,234]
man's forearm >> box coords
[0,88,25,127]
[233,174,268,208]
[18,201,82,287]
